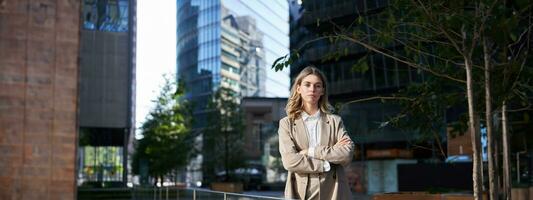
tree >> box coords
[203,87,246,183]
[132,76,193,186]
[274,0,533,199]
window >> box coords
[83,0,129,32]
[79,146,124,183]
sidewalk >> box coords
[243,190,372,200]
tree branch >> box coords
[339,96,415,112]
[337,34,467,83]
[414,0,465,56]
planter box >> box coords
[367,149,413,159]
[441,194,474,200]
[511,187,529,200]
[211,182,243,193]
[374,192,488,200]
[373,192,440,200]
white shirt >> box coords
[301,111,330,172]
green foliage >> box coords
[132,76,193,180]
[352,55,369,74]
[203,87,246,182]
[272,51,299,72]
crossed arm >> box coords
[312,120,354,166]
[278,118,354,174]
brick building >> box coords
[0,0,80,199]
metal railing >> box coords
[131,187,288,200]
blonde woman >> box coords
[279,66,354,200]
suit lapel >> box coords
[320,113,330,146]
[295,117,309,149]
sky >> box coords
[136,0,176,137]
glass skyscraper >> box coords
[176,0,289,185]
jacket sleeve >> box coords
[279,118,325,173]
[313,117,354,166]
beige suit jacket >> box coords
[278,113,354,200]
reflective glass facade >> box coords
[177,0,289,185]
[221,0,290,97]
[177,0,222,185]
[177,0,289,103]
[177,0,289,125]
[83,0,129,32]
[177,0,221,123]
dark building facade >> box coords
[290,0,424,155]
[77,0,136,187]
[289,0,533,194]
[289,0,431,194]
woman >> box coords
[279,66,354,200]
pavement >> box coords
[243,190,284,198]
[243,190,372,200]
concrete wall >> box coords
[0,0,80,199]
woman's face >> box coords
[297,74,324,106]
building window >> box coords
[222,63,240,74]
[83,0,129,32]
[78,146,124,184]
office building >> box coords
[177,0,289,185]
[289,0,425,194]
[77,0,136,187]
[0,1,80,199]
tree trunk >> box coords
[494,124,502,199]
[484,38,497,200]
[225,129,229,181]
[502,101,511,200]
[465,58,483,200]
[432,131,446,159]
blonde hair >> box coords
[286,66,332,122]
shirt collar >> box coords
[302,110,321,121]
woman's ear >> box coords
[296,85,301,94]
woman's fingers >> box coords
[335,138,351,146]
[299,149,308,155]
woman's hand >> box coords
[299,149,308,155]
[334,137,351,146]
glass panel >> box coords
[79,146,124,184]
[82,0,129,32]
